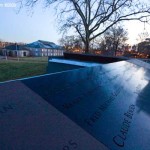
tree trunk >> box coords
[113,41,118,56]
[114,41,119,56]
[84,25,90,54]
[85,40,90,54]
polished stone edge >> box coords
[128,59,150,70]
[49,58,101,67]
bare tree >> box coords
[104,26,128,56]
[22,0,150,53]
[59,35,83,52]
[59,35,75,50]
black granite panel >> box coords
[20,61,150,150]
[0,81,108,150]
[64,52,128,63]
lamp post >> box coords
[16,43,19,61]
[5,49,7,60]
[4,43,7,60]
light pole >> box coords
[4,43,7,60]
[16,43,19,61]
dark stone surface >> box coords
[0,60,150,150]
[47,61,83,73]
[0,81,107,150]
[64,52,128,63]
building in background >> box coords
[26,40,64,57]
[3,44,30,57]
[137,38,150,58]
[0,42,14,56]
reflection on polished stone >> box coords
[0,60,150,150]
[136,83,150,115]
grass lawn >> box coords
[0,59,47,82]
[6,56,48,62]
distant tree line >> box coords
[59,25,128,56]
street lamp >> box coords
[16,43,19,61]
[4,43,7,60]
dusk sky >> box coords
[0,0,150,45]
[0,0,61,44]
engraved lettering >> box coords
[113,104,135,147]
